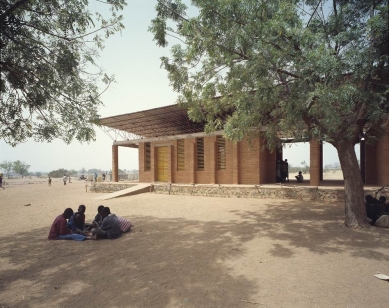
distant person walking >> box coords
[94,172,98,182]
[0,173,5,190]
[63,175,67,185]
[48,177,52,186]
[68,176,71,184]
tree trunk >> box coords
[336,140,368,227]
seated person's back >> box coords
[92,207,122,239]
[117,216,132,233]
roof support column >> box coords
[310,139,321,186]
[112,144,119,182]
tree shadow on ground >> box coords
[0,216,259,308]
[230,200,389,260]
[1,201,389,308]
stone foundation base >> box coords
[89,183,136,193]
[152,184,386,202]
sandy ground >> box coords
[0,178,388,308]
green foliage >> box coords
[0,160,14,178]
[12,160,30,177]
[69,169,78,176]
[150,0,389,148]
[0,0,127,146]
[35,172,42,177]
[48,168,69,178]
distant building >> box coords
[101,104,389,186]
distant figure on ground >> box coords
[117,216,133,233]
[0,173,5,190]
[102,173,106,181]
[63,175,67,185]
[91,207,122,239]
[86,205,105,230]
[94,172,98,182]
[48,177,52,186]
[68,176,71,184]
[284,159,289,182]
[68,205,87,234]
[295,171,304,182]
[48,208,92,241]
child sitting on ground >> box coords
[295,171,304,182]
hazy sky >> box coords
[0,1,358,173]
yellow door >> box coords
[157,147,168,182]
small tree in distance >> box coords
[0,160,14,178]
[48,169,69,178]
[13,160,30,178]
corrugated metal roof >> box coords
[99,104,205,138]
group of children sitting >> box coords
[48,205,132,241]
[365,195,389,227]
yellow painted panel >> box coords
[157,147,168,182]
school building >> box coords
[100,104,389,187]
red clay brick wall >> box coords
[232,142,239,184]
[138,135,277,185]
[239,138,260,184]
[365,143,377,185]
[138,143,152,182]
[266,148,277,183]
[376,122,389,186]
[195,136,216,184]
[216,139,234,184]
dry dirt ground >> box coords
[0,178,388,308]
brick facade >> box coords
[138,135,276,185]
[365,122,389,186]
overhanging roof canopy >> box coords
[100,104,205,138]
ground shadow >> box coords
[230,200,389,260]
[0,216,259,308]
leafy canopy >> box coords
[0,0,126,146]
[150,0,389,148]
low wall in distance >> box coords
[152,184,388,202]
[89,183,137,193]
